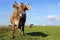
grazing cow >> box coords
[10,3,31,38]
[29,24,33,28]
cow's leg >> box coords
[12,25,17,39]
[18,22,22,30]
[21,24,25,36]
[12,25,15,39]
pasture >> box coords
[0,26,60,40]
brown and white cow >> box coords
[10,3,31,38]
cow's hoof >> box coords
[20,32,25,36]
[13,37,15,39]
[11,36,15,39]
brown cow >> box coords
[10,3,31,38]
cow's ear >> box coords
[13,4,16,8]
[26,5,31,10]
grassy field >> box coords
[0,26,60,40]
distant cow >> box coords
[10,3,31,38]
[29,24,33,28]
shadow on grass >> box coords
[26,32,49,37]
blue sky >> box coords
[0,0,60,26]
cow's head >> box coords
[13,3,31,17]
[13,3,31,11]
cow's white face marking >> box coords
[18,3,21,8]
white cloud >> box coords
[46,15,60,21]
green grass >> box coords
[0,26,60,40]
